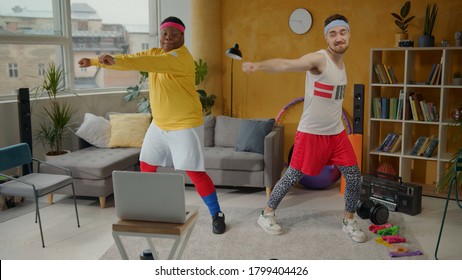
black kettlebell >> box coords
[356,200,389,225]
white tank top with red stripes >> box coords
[297,49,347,135]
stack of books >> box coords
[426,63,442,85]
[408,92,439,122]
[377,132,402,153]
[410,136,439,157]
[373,64,399,84]
[371,89,405,120]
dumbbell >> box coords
[356,199,389,225]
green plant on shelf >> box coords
[391,1,415,34]
[423,3,438,36]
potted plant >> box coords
[33,62,75,157]
[418,3,438,47]
[436,117,462,195]
[124,59,216,115]
[453,71,462,85]
[391,1,415,47]
[124,71,150,113]
[195,58,216,116]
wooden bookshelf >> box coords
[367,47,462,199]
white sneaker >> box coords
[257,211,283,235]
[342,218,366,243]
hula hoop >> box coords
[275,97,352,134]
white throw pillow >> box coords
[75,113,111,148]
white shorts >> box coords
[139,122,205,171]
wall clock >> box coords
[289,8,312,35]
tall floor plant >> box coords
[33,62,76,156]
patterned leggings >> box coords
[267,165,362,213]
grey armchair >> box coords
[0,143,80,247]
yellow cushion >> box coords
[109,113,151,148]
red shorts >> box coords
[289,130,357,176]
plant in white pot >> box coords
[418,3,438,47]
[33,62,76,157]
[391,1,415,47]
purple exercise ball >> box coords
[299,165,341,189]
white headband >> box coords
[324,20,350,36]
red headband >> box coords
[160,22,185,33]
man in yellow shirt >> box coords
[78,17,226,234]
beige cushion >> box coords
[109,113,151,148]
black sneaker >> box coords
[212,211,226,234]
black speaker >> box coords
[17,88,33,174]
[353,84,365,134]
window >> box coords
[0,0,155,99]
[141,43,149,50]
[8,63,18,78]
[38,63,46,76]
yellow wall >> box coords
[192,0,462,167]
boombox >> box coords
[360,173,422,216]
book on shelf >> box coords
[381,97,390,119]
[390,97,398,119]
[430,64,441,85]
[387,65,399,84]
[426,64,437,84]
[373,64,384,84]
[408,95,418,120]
[426,102,435,121]
[375,64,391,84]
[396,89,404,120]
[389,134,402,153]
[430,103,439,121]
[423,137,439,158]
[434,63,442,85]
[383,133,398,152]
[408,93,425,121]
[383,64,394,84]
[378,132,395,152]
[410,136,427,155]
[419,100,429,121]
[413,93,425,121]
[416,136,433,156]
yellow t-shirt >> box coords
[90,45,203,130]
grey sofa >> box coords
[158,115,285,196]
[40,135,140,208]
[41,115,284,207]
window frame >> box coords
[0,0,159,102]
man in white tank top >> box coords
[242,14,366,243]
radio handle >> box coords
[374,172,403,183]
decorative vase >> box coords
[451,108,462,120]
[418,35,435,47]
[453,78,462,86]
[395,32,408,47]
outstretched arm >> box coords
[78,54,115,67]
[242,52,325,74]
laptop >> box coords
[112,171,194,223]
